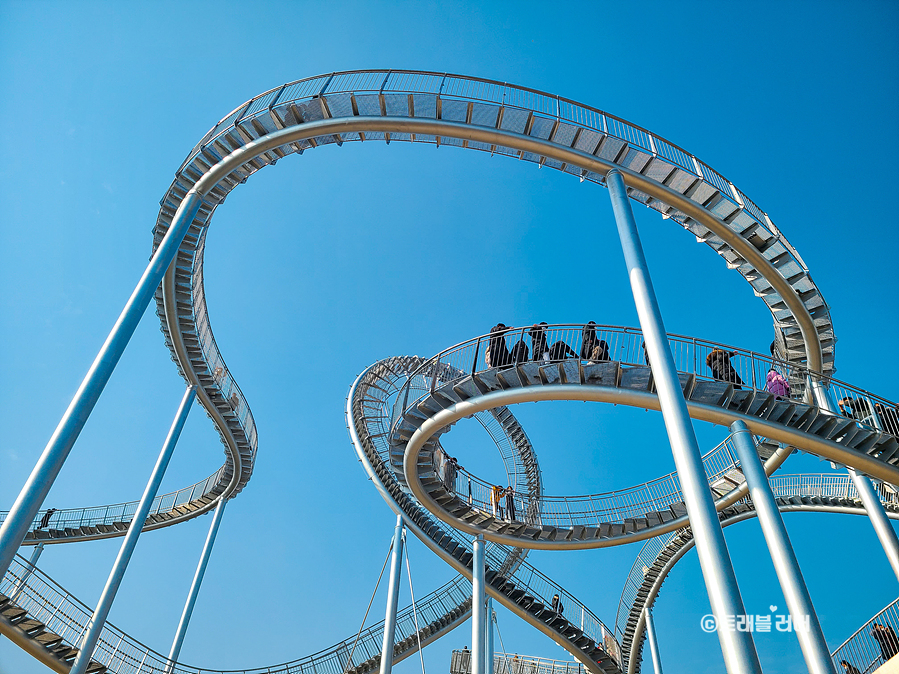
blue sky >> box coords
[1,2,898,673]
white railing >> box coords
[451,651,587,674]
[831,596,899,674]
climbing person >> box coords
[706,349,743,389]
[491,484,505,520]
[873,623,899,662]
[581,322,597,360]
[509,336,530,365]
[445,456,460,491]
[551,594,560,613]
[38,508,57,530]
[641,341,650,367]
[529,323,549,362]
[875,403,899,436]
[505,486,516,522]
[838,396,872,421]
[548,340,577,361]
[765,367,790,399]
[486,324,511,368]
[839,661,861,674]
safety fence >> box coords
[450,651,586,674]
[831,596,899,674]
[0,468,225,536]
[391,325,898,443]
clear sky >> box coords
[1,2,898,673]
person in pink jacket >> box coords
[765,341,791,398]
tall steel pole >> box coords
[729,421,836,674]
[807,377,899,580]
[643,608,663,674]
[486,598,495,674]
[379,515,405,674]
[0,191,204,580]
[69,385,197,674]
[472,535,487,674]
[606,169,761,674]
[166,496,228,670]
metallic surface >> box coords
[729,422,835,674]
[808,379,899,580]
[642,609,662,674]
[606,168,760,673]
[472,535,487,674]
[379,515,406,674]
[167,496,228,668]
[69,385,197,674]
[10,543,44,601]
[849,469,899,581]
[487,598,495,674]
[0,193,203,580]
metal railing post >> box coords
[378,515,405,674]
[606,169,761,674]
[643,608,663,674]
[472,534,487,674]
[0,191,204,580]
[166,496,228,671]
[729,421,836,674]
[69,385,197,674]
[486,598,495,674]
[807,376,899,581]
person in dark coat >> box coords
[548,341,577,361]
[38,508,57,529]
[706,349,743,389]
[838,396,872,421]
[529,323,549,362]
[642,341,650,367]
[839,661,861,674]
[872,622,899,661]
[509,338,529,365]
[445,457,460,491]
[485,324,511,368]
[581,322,598,360]
[504,486,516,521]
[875,403,899,436]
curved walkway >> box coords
[614,473,899,674]
[397,325,898,548]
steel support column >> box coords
[807,376,899,581]
[379,515,405,674]
[472,535,487,674]
[11,543,45,602]
[643,608,663,674]
[0,191,204,580]
[69,385,197,674]
[606,169,761,674]
[166,496,228,669]
[729,421,836,674]
[486,598,495,674]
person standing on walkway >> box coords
[505,486,516,521]
[491,484,505,519]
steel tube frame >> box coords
[472,535,487,674]
[643,608,663,674]
[166,496,228,669]
[379,515,405,674]
[486,598,495,674]
[69,385,197,674]
[729,421,835,674]
[807,377,899,581]
[606,169,761,674]
[0,191,203,580]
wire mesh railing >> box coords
[0,467,225,535]
[390,324,897,445]
[0,553,472,674]
[831,596,899,674]
[351,358,621,667]
[436,436,740,528]
[614,471,899,643]
[450,651,587,674]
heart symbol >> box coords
[769,605,778,612]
